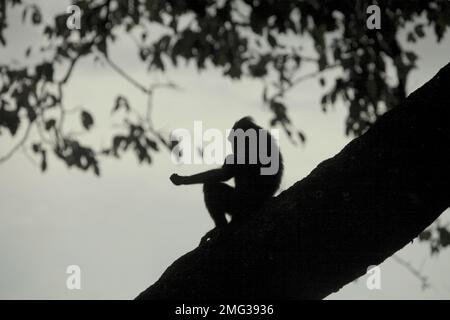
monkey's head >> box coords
[227,116,261,143]
[232,116,260,130]
[228,116,283,179]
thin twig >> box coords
[392,254,431,290]
[102,55,150,94]
[102,54,180,132]
[146,90,154,128]
[271,63,340,100]
[21,144,39,167]
[291,63,340,86]
[57,56,81,134]
[0,122,33,163]
[59,57,79,85]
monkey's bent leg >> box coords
[201,182,234,244]
[203,182,234,227]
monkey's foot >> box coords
[200,227,223,245]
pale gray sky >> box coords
[0,1,449,299]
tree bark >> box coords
[137,62,450,300]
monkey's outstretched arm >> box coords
[170,168,233,186]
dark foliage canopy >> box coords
[1,0,449,174]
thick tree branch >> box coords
[137,62,450,300]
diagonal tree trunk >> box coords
[137,62,450,300]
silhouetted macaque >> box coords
[170,117,283,244]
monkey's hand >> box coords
[170,173,185,186]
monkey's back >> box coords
[227,117,284,209]
[229,149,283,205]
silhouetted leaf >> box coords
[262,86,268,102]
[405,52,418,64]
[112,95,130,113]
[438,228,450,247]
[145,137,159,151]
[32,143,41,153]
[319,77,325,87]
[0,107,20,135]
[297,130,306,143]
[93,161,100,176]
[267,33,277,47]
[81,110,94,130]
[31,6,42,25]
[35,62,54,81]
[22,6,28,23]
[44,119,56,130]
[40,150,47,172]
[419,230,432,241]
[415,24,425,38]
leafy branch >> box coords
[0,0,449,173]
